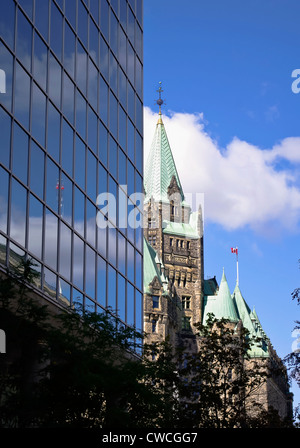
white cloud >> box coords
[266,137,300,164]
[144,107,300,233]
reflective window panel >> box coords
[0,0,143,349]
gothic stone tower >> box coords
[142,88,293,420]
[143,95,204,353]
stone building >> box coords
[143,106,204,355]
[143,103,293,421]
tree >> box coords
[174,314,289,428]
[284,259,300,426]
[137,339,184,428]
[0,260,292,428]
[0,259,183,428]
[0,259,51,427]
[0,260,152,427]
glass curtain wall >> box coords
[0,0,143,344]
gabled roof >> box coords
[143,238,168,295]
[144,113,184,203]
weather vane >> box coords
[155,81,166,116]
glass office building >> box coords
[0,0,143,338]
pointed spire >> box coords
[221,267,226,281]
[144,84,184,203]
[203,269,239,323]
[218,269,239,322]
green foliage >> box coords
[138,339,183,427]
[173,314,274,428]
[291,260,300,304]
[0,261,292,428]
[0,260,182,428]
[284,259,300,426]
[0,260,143,427]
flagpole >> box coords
[231,247,239,286]
[236,248,239,286]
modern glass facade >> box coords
[0,0,143,338]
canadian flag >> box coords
[231,247,238,254]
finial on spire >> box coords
[155,82,165,124]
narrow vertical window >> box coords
[152,295,159,309]
[152,319,157,333]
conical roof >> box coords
[202,269,239,323]
[144,113,184,203]
[217,270,239,322]
[203,272,269,358]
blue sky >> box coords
[143,0,300,409]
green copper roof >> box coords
[203,269,239,323]
[204,277,218,296]
[143,238,168,295]
[144,114,184,203]
[163,211,200,239]
[232,283,254,335]
[251,307,264,332]
[203,274,269,358]
[232,284,269,358]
